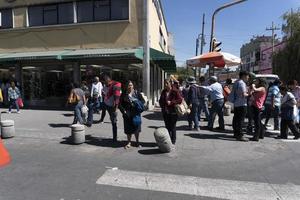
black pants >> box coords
[107,106,118,141]
[280,119,300,139]
[233,106,247,138]
[163,113,178,144]
[252,106,265,140]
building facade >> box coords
[0,0,176,108]
[240,36,273,73]
[260,41,286,74]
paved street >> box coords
[1,109,300,200]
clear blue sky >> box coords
[161,0,300,66]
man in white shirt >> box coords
[86,76,103,127]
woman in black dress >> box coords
[119,81,145,149]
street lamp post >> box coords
[209,0,247,75]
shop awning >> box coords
[0,47,176,72]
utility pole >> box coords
[143,0,150,106]
[266,21,280,55]
[199,14,205,78]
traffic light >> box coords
[212,38,222,52]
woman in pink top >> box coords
[250,78,267,141]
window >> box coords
[29,3,74,27]
[77,1,93,23]
[43,5,57,25]
[77,0,129,23]
[58,3,74,24]
[159,29,164,49]
[111,0,129,20]
[0,9,13,29]
[94,0,110,21]
[28,6,43,26]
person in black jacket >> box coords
[186,76,201,131]
[119,81,145,149]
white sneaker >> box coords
[17,111,21,114]
[8,111,11,114]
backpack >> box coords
[133,99,145,114]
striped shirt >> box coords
[265,85,281,106]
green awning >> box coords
[135,48,176,72]
[0,47,176,72]
[0,50,70,62]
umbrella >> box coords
[186,51,241,68]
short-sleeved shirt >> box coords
[265,85,281,106]
[73,88,85,104]
[233,79,247,107]
[203,82,224,102]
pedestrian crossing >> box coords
[96,169,300,200]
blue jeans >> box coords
[198,98,210,120]
[87,98,101,125]
[73,101,83,124]
[264,104,280,130]
[208,99,224,129]
[188,103,200,128]
[9,98,19,112]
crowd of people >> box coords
[67,71,300,149]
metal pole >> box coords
[199,14,205,78]
[143,0,150,103]
[209,0,247,52]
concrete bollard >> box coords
[224,104,231,116]
[1,120,15,139]
[154,127,172,153]
[70,124,85,144]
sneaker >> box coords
[250,137,259,142]
[215,127,225,131]
[17,111,21,114]
[237,137,249,142]
[8,111,11,114]
[99,120,104,124]
[195,127,201,132]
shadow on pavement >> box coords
[143,112,163,121]
[138,148,165,155]
[85,135,125,148]
[49,123,70,128]
[62,113,74,117]
[184,133,236,141]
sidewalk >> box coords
[1,109,300,200]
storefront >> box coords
[0,47,175,108]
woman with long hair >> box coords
[159,80,183,145]
[119,81,145,149]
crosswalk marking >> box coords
[96,169,300,200]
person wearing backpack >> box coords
[119,81,145,149]
[278,85,300,140]
[186,76,201,131]
[103,74,121,142]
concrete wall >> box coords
[148,0,169,53]
[0,0,144,53]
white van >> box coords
[255,74,279,86]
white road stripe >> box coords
[96,169,300,200]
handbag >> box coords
[281,106,294,121]
[132,115,142,126]
[68,91,80,104]
[175,100,191,116]
[17,98,24,108]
